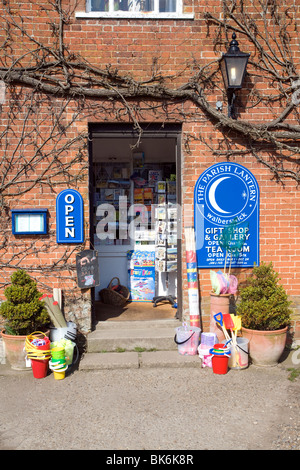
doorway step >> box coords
[86,319,180,353]
[79,319,202,370]
[94,301,176,322]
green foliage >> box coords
[287,367,300,382]
[236,262,292,331]
[0,270,50,335]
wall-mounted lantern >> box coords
[220,33,250,119]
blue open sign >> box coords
[56,189,84,244]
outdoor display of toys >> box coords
[174,311,249,375]
[209,343,231,375]
[25,331,78,380]
[25,332,51,379]
[25,295,78,380]
[49,345,68,380]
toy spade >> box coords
[223,313,235,339]
[213,312,231,341]
[231,315,242,366]
[232,315,242,339]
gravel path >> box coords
[1,364,299,451]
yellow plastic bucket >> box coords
[53,367,67,380]
[49,360,68,380]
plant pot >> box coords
[241,326,288,367]
[1,329,50,370]
[210,292,231,343]
[1,331,28,370]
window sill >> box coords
[75,11,194,20]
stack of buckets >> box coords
[49,345,68,380]
[209,343,231,374]
[25,331,74,380]
[25,332,51,379]
[198,332,218,368]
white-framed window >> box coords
[76,0,194,19]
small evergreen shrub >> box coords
[0,270,50,335]
[236,262,292,331]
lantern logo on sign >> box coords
[195,163,259,226]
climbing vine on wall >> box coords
[0,0,299,290]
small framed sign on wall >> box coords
[11,208,48,235]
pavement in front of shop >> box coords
[1,347,299,451]
[0,345,298,374]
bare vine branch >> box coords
[0,0,299,293]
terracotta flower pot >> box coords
[1,330,28,370]
[210,292,231,343]
[241,326,288,367]
[1,329,50,370]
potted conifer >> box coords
[237,262,292,366]
[0,269,50,370]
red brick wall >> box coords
[0,0,299,337]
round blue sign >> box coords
[195,162,259,225]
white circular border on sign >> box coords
[195,162,259,226]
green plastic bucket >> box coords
[51,346,65,360]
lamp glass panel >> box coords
[225,56,248,88]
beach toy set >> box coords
[175,313,249,374]
[25,331,78,380]
[51,338,76,365]
[209,343,231,374]
[213,312,249,370]
[25,332,51,379]
[49,345,68,380]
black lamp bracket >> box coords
[227,89,237,119]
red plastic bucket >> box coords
[212,354,229,375]
[214,343,227,350]
[31,358,49,378]
[30,337,50,379]
[211,343,230,375]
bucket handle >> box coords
[235,343,249,355]
[209,348,231,357]
[174,331,195,345]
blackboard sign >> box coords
[76,250,100,288]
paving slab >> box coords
[140,350,201,368]
[87,328,178,352]
[79,351,139,370]
[79,350,202,370]
[97,319,181,329]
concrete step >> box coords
[79,350,201,371]
[78,346,297,372]
[96,319,181,330]
[87,319,181,353]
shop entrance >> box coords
[89,124,182,322]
